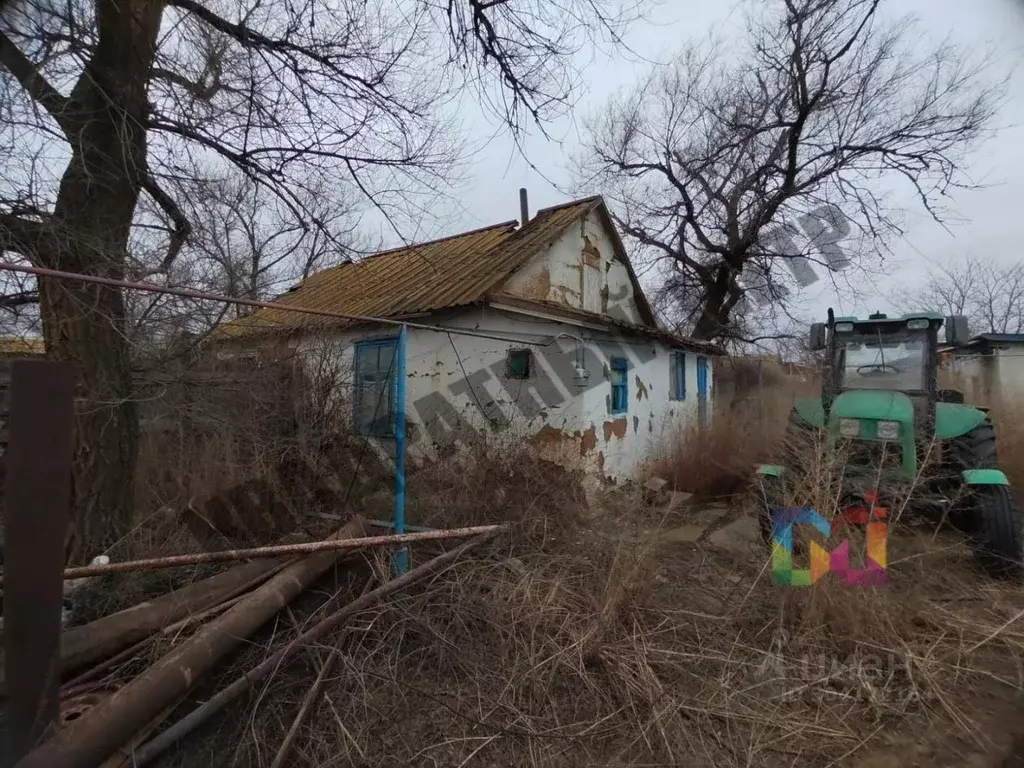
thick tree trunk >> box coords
[690,262,739,341]
[35,0,163,559]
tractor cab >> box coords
[801,311,969,481]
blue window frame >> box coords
[670,351,686,401]
[610,357,628,414]
[353,337,398,437]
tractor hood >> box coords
[828,390,915,424]
[793,391,914,427]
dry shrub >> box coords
[650,390,793,499]
[649,356,819,499]
[408,435,590,550]
[134,346,347,525]
[68,345,355,622]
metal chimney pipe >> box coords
[519,188,529,225]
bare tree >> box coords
[0,0,638,556]
[126,173,365,351]
[574,0,1001,345]
[907,255,1024,336]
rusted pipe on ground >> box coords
[15,517,370,768]
[129,530,500,766]
[24,525,502,584]
[0,556,293,692]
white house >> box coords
[217,195,721,481]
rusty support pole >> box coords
[2,360,74,766]
[27,524,503,583]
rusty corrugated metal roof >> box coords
[0,337,45,356]
[220,198,602,337]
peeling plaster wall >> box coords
[502,211,643,324]
[578,338,707,480]
[404,307,588,468]
[289,306,709,482]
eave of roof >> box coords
[488,295,723,355]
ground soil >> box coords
[650,497,1024,768]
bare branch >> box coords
[0,29,72,133]
[139,174,192,275]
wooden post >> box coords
[3,360,74,766]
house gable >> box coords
[494,200,657,328]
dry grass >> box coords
[649,387,799,499]
[153,434,1024,768]
[71,361,1024,767]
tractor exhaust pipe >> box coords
[823,307,836,415]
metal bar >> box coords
[8,525,503,584]
[3,360,74,766]
[367,519,436,533]
[393,323,408,574]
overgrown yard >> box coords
[50,366,1024,768]
[141,429,1024,767]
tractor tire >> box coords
[969,485,1023,578]
[755,473,783,544]
[951,418,998,469]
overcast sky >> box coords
[417,0,1024,329]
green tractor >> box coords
[755,310,1023,578]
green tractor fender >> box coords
[935,402,989,439]
[962,469,1010,486]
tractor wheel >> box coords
[951,418,998,469]
[968,485,1023,578]
[755,473,783,544]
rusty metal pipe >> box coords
[130,531,498,766]
[20,525,502,584]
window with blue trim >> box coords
[354,338,397,437]
[670,351,686,400]
[610,357,628,414]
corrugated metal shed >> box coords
[220,198,601,337]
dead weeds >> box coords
[147,440,1024,768]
